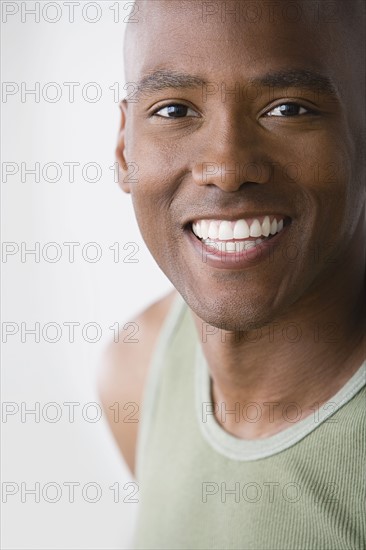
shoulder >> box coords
[97,289,179,476]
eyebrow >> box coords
[254,69,339,97]
[131,68,339,101]
[133,70,208,100]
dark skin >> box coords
[117,0,366,438]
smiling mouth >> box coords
[189,215,291,253]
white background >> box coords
[1,1,173,548]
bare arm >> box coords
[97,290,178,476]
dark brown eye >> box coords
[154,104,199,118]
[267,103,309,117]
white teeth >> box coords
[208,221,219,239]
[192,216,287,241]
[193,222,202,239]
[233,219,250,239]
[225,241,236,252]
[270,219,278,235]
[261,216,270,237]
[236,241,245,252]
[249,219,262,237]
[201,220,209,240]
[218,221,233,241]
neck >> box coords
[192,241,366,439]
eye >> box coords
[266,103,312,117]
[153,104,200,118]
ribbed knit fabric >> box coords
[133,293,366,550]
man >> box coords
[99,1,366,548]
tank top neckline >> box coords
[194,333,366,461]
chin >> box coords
[182,289,279,333]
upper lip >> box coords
[183,212,292,226]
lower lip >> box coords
[185,224,291,270]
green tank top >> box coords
[133,293,366,549]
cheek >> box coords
[288,130,356,235]
[128,172,179,265]
[128,137,189,228]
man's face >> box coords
[119,0,365,330]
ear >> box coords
[116,100,131,193]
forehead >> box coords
[123,0,365,116]
[126,1,361,78]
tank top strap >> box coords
[135,292,188,480]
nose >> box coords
[191,116,270,192]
